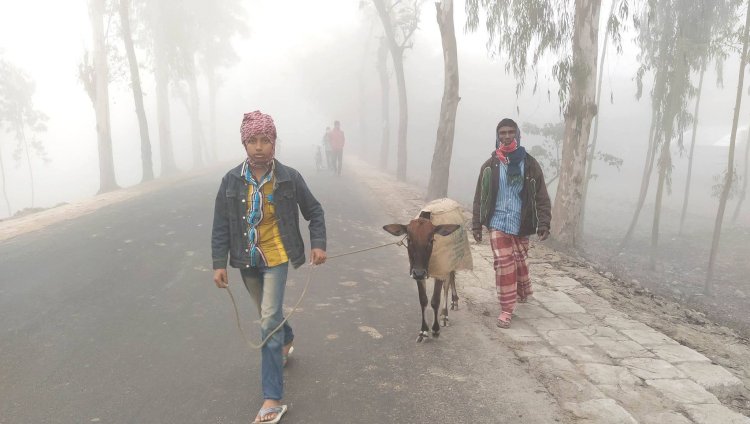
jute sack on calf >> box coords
[416,198,473,280]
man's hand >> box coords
[310,248,327,265]
[213,269,228,288]
[537,229,550,241]
[472,229,482,243]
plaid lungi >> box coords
[490,230,531,315]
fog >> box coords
[1,1,749,332]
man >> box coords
[212,110,327,423]
[472,118,551,329]
[329,120,345,175]
[322,126,333,170]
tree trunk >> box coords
[426,0,460,201]
[187,70,206,168]
[731,124,750,222]
[89,0,119,193]
[679,64,706,234]
[0,148,10,216]
[649,137,671,269]
[373,0,409,181]
[153,4,177,176]
[706,1,750,293]
[550,0,602,247]
[580,0,616,233]
[119,0,154,182]
[619,103,659,249]
[19,122,35,207]
[377,37,391,170]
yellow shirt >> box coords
[247,177,288,267]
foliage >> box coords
[712,168,741,199]
[465,0,633,106]
[0,58,48,162]
[525,121,623,182]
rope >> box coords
[224,237,406,350]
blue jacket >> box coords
[211,160,326,270]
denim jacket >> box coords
[211,159,326,270]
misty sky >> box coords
[0,0,747,224]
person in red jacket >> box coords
[329,120,346,175]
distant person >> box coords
[471,118,551,329]
[322,126,333,170]
[211,110,327,424]
[329,120,346,176]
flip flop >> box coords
[282,346,294,367]
[253,404,287,423]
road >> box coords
[0,152,564,423]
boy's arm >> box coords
[295,172,327,251]
[211,176,230,269]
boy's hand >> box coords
[310,248,327,265]
[213,269,228,288]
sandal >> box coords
[496,312,512,329]
[253,405,287,423]
[282,345,294,367]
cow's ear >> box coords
[383,224,407,236]
[434,224,460,237]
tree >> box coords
[119,0,153,182]
[372,0,422,181]
[732,126,750,222]
[706,0,750,293]
[526,121,622,189]
[580,0,619,231]
[426,0,460,200]
[620,0,742,251]
[193,0,247,161]
[0,58,49,213]
[376,37,392,169]
[678,1,741,233]
[82,0,119,193]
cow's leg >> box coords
[431,278,444,336]
[416,279,430,342]
[441,277,450,327]
[449,271,459,310]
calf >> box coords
[384,212,461,342]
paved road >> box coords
[0,152,564,424]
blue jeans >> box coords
[240,262,294,400]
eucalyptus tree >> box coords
[81,0,119,193]
[618,0,740,269]
[376,37,392,169]
[706,0,750,293]
[466,0,610,247]
[678,0,742,234]
[426,0,460,200]
[371,0,423,181]
[0,58,48,213]
[193,0,247,161]
[119,0,153,181]
[733,127,750,222]
[580,0,628,231]
[621,0,742,249]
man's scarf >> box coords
[495,138,526,179]
[240,110,277,167]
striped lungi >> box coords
[490,230,531,315]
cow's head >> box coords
[383,213,460,280]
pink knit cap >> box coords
[240,110,277,144]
